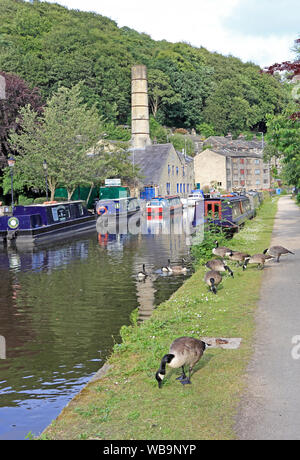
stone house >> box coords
[130,143,194,197]
[194,135,271,191]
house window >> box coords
[256,179,260,185]
[240,159,245,164]
[255,159,260,164]
[240,180,245,186]
[264,179,268,184]
[180,184,182,193]
[177,183,179,193]
[166,183,170,194]
[172,165,174,175]
[240,169,245,175]
[263,169,268,174]
[176,166,179,176]
[187,184,189,193]
[233,169,238,174]
[183,167,185,176]
[168,165,171,175]
[227,169,231,176]
[255,169,260,175]
[217,182,222,186]
[183,184,185,193]
[246,169,251,175]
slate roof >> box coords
[203,136,263,158]
[129,143,182,186]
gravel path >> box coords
[235,196,300,440]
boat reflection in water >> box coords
[0,200,204,440]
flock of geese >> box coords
[154,239,295,389]
[204,240,295,295]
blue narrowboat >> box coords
[95,197,141,218]
[0,201,96,245]
[204,195,253,229]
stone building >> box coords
[130,143,194,197]
[194,135,271,191]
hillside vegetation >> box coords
[0,0,289,135]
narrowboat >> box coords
[95,197,140,218]
[246,191,261,215]
[204,195,253,230]
[0,201,96,245]
[146,195,183,219]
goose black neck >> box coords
[159,353,175,373]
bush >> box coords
[34,197,47,204]
[191,231,229,266]
[296,193,300,204]
[18,195,34,205]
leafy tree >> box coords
[147,69,179,119]
[0,70,43,158]
[196,123,216,138]
[8,84,105,200]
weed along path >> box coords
[236,196,300,440]
[41,196,279,440]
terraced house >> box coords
[194,135,271,191]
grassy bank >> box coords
[41,197,278,440]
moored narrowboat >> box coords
[0,201,96,245]
[204,195,253,230]
[95,197,141,218]
[146,195,183,219]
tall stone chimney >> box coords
[131,65,151,149]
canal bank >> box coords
[41,196,279,440]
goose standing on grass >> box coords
[263,245,295,263]
[155,337,209,388]
[204,270,222,294]
[137,264,147,279]
[205,259,234,277]
[243,254,274,270]
[228,251,250,266]
[212,240,233,258]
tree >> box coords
[0,71,43,158]
[147,69,179,119]
[8,84,105,200]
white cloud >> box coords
[41,0,295,67]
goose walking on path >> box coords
[155,337,209,388]
[243,254,274,270]
[263,245,295,263]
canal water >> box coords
[0,210,202,439]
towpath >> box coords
[236,195,300,440]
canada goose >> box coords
[170,258,188,274]
[155,336,209,388]
[204,270,222,294]
[243,254,274,270]
[228,251,251,266]
[212,240,233,258]
[263,245,295,263]
[137,264,147,279]
[205,259,234,277]
[161,259,172,272]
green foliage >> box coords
[103,123,131,141]
[266,107,300,187]
[296,193,300,204]
[191,232,229,266]
[0,0,289,132]
[169,133,195,157]
[149,116,168,144]
[196,122,215,138]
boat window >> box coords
[51,205,70,222]
[30,214,42,228]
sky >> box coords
[41,0,299,67]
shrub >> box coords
[18,195,34,205]
[296,193,300,204]
[34,197,47,204]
